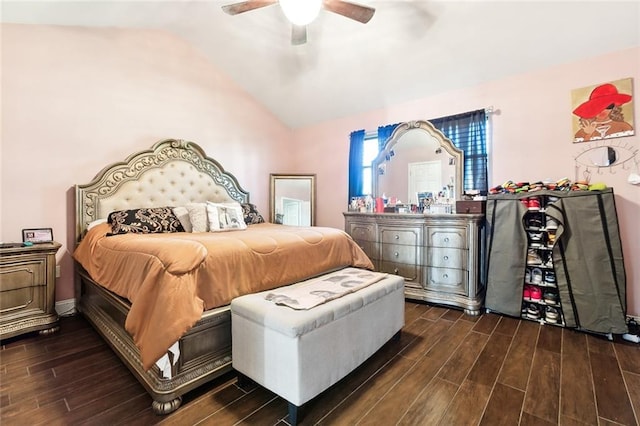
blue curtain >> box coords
[377,124,399,151]
[348,129,366,201]
[431,110,488,192]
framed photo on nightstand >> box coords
[22,228,54,244]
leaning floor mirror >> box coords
[270,174,316,226]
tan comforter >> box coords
[74,222,373,370]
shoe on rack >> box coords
[531,268,543,285]
[528,231,544,246]
[523,285,531,300]
[526,216,543,230]
[544,291,558,305]
[528,197,542,211]
[530,285,542,301]
[545,306,559,323]
[547,231,556,245]
[527,249,543,265]
[544,270,556,285]
[524,268,531,284]
[526,304,540,320]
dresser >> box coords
[0,242,61,339]
[344,212,485,315]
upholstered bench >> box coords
[231,270,404,425]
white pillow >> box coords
[206,202,248,232]
[172,206,192,233]
[185,203,208,233]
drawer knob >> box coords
[394,251,399,257]
[444,255,449,260]
[444,237,450,243]
[394,235,400,240]
[443,274,449,279]
[394,268,399,274]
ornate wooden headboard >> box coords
[75,139,249,242]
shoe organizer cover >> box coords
[485,188,627,334]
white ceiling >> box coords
[3,1,639,128]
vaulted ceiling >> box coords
[3,1,639,128]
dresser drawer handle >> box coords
[394,251,399,257]
[443,273,449,279]
[394,235,400,240]
[443,255,449,260]
[394,268,399,274]
[444,237,450,243]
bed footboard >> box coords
[76,264,233,415]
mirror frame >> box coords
[269,174,316,226]
[373,120,464,203]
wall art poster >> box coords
[571,78,634,143]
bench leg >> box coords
[288,402,300,425]
[236,372,254,391]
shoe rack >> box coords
[521,195,564,326]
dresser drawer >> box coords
[424,267,468,295]
[427,247,467,270]
[380,227,420,246]
[426,227,468,249]
[355,240,377,262]
[379,261,421,285]
[347,222,376,242]
[381,243,418,265]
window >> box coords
[361,135,379,196]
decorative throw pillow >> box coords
[172,206,192,233]
[108,207,185,235]
[206,202,248,232]
[241,203,265,225]
[185,203,208,232]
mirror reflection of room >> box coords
[270,174,316,226]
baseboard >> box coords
[55,298,77,317]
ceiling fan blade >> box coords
[222,0,277,16]
[322,0,375,24]
[291,25,307,45]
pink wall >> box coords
[294,47,640,317]
[1,24,293,301]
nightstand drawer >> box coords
[0,242,61,338]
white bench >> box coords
[231,272,405,425]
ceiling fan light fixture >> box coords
[279,0,322,26]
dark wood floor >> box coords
[1,301,639,425]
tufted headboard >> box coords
[75,139,249,242]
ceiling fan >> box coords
[222,0,375,45]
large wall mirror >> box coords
[270,174,316,226]
[373,120,463,205]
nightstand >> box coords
[0,242,61,339]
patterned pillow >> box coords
[206,202,248,232]
[108,207,185,235]
[241,203,265,225]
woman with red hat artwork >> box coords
[572,80,634,142]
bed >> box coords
[74,139,373,414]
